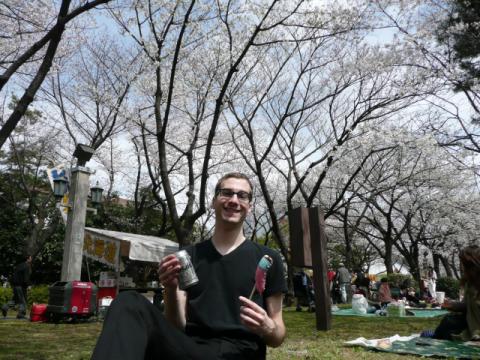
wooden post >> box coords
[61,167,92,281]
[289,207,331,331]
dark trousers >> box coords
[433,313,468,340]
[13,286,27,314]
[91,291,264,360]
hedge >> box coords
[0,285,50,309]
[384,273,417,289]
[437,277,460,299]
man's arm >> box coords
[163,287,187,330]
[159,254,187,330]
[239,293,286,348]
[442,299,467,313]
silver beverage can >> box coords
[175,249,199,290]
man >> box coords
[2,255,32,319]
[335,263,351,304]
[426,266,437,299]
[91,172,286,359]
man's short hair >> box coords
[214,172,253,196]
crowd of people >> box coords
[293,263,445,311]
[322,264,443,309]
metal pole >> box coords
[60,166,92,281]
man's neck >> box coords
[211,225,246,256]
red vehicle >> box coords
[46,281,97,322]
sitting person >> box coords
[405,287,421,307]
[428,245,480,341]
[400,286,421,307]
[378,277,393,308]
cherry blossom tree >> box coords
[0,0,113,149]
[372,1,480,157]
[109,0,339,245]
[40,34,140,151]
[332,124,480,278]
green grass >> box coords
[0,307,442,359]
[270,307,440,359]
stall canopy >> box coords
[368,261,411,276]
[83,227,179,269]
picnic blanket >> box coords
[333,308,449,318]
[346,334,480,358]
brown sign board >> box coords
[288,207,331,330]
[289,207,313,267]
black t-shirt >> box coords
[183,239,286,339]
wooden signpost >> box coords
[289,207,331,331]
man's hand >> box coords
[239,296,276,338]
[158,254,181,290]
[159,254,187,330]
[239,294,286,347]
[441,299,453,310]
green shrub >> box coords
[0,287,13,305]
[437,277,460,299]
[0,285,49,309]
[27,285,49,306]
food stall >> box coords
[82,227,179,304]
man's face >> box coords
[213,177,252,225]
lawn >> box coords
[0,307,442,360]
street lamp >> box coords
[53,178,104,206]
[90,182,104,205]
[53,178,69,199]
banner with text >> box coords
[83,232,120,269]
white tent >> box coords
[367,261,410,276]
[83,227,179,270]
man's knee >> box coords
[434,314,467,340]
[108,291,152,314]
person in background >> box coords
[354,270,370,298]
[91,172,287,360]
[327,268,336,292]
[425,245,480,341]
[400,286,421,307]
[304,269,315,311]
[378,277,393,308]
[327,267,336,303]
[427,266,437,299]
[293,270,314,312]
[1,255,32,319]
[350,271,357,294]
[335,263,351,304]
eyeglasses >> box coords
[216,188,252,203]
